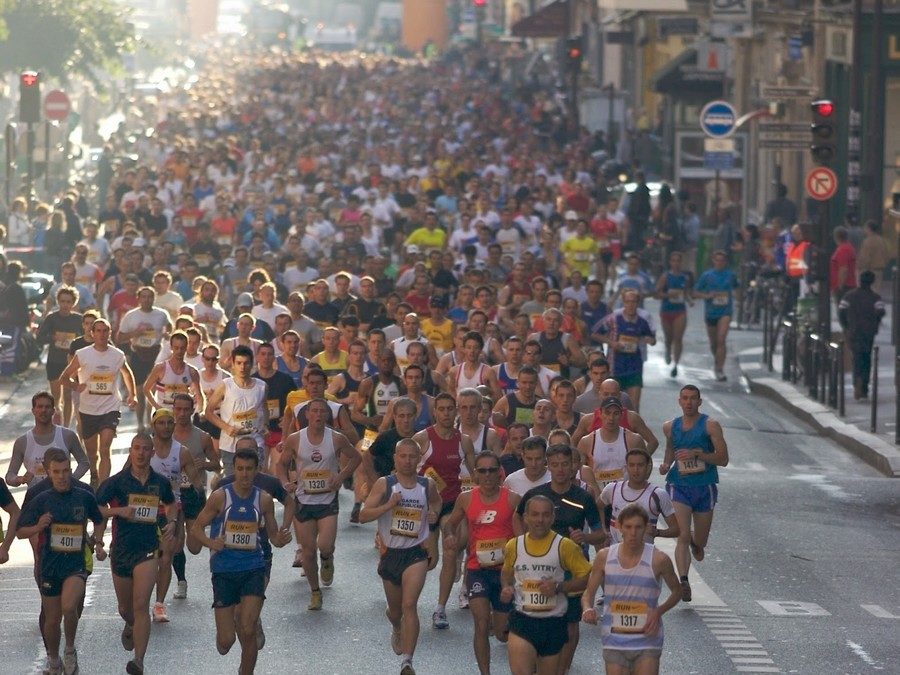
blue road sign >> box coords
[704,151,734,171]
[699,100,737,138]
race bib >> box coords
[163,383,189,404]
[667,289,685,303]
[677,452,707,475]
[460,474,474,492]
[224,521,258,550]
[33,464,46,477]
[54,332,76,351]
[712,292,729,307]
[597,237,610,249]
[520,579,555,612]
[514,407,535,425]
[618,335,639,354]
[49,523,83,553]
[423,467,446,494]
[88,372,114,395]
[179,471,192,489]
[232,409,256,432]
[135,330,157,348]
[194,253,212,268]
[356,429,378,453]
[266,399,280,419]
[475,538,506,567]
[128,494,159,523]
[610,600,648,634]
[300,469,332,494]
[545,362,561,373]
[594,468,624,487]
[389,506,422,538]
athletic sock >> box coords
[436,604,445,613]
[172,551,187,582]
[680,575,689,582]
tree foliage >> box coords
[0,0,135,88]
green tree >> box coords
[0,0,134,88]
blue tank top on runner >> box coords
[497,363,518,394]
[660,272,689,313]
[667,414,717,486]
[413,394,431,432]
[276,355,307,389]
[209,484,265,573]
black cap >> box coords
[429,295,448,308]
[600,396,623,410]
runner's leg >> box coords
[131,558,158,666]
[60,575,86,650]
[399,560,428,657]
[235,595,264,675]
[507,632,538,675]
[469,596,493,674]
[98,428,116,483]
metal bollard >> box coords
[895,354,899,445]
[871,345,879,433]
[836,340,845,417]
[762,288,770,367]
[782,318,792,381]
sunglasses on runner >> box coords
[475,467,500,474]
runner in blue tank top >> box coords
[660,385,729,602]
[191,448,291,675]
[694,250,738,381]
[655,251,693,378]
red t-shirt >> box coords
[829,242,857,291]
[465,487,515,570]
[108,291,139,330]
[591,218,618,248]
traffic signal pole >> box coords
[25,123,34,210]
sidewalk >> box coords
[731,300,899,477]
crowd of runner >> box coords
[0,45,733,675]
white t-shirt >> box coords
[118,307,170,349]
[76,345,126,415]
[503,468,551,497]
[251,303,289,332]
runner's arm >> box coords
[119,361,137,404]
[0,499,21,561]
[204,384,229,434]
[56,355,82,390]
[141,363,165,410]
[705,418,729,467]
[628,412,659,454]
[64,430,91,482]
[4,437,27,485]
[581,549,609,616]
[659,420,674,475]
[358,476,394,524]
[377,399,395,433]
[645,550,682,634]
[336,406,359,445]
[190,489,226,550]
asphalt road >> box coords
[0,305,897,674]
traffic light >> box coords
[472,0,486,7]
[810,99,836,166]
[19,71,41,124]
[565,37,583,75]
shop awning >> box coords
[651,47,726,95]
[511,0,569,39]
[598,0,688,10]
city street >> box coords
[1,304,896,674]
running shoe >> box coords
[458,585,469,610]
[715,370,727,382]
[256,618,266,650]
[173,580,188,599]
[293,548,303,568]
[400,659,416,675]
[63,648,78,675]
[349,502,361,524]
[308,589,323,611]
[125,660,144,675]
[320,555,335,586]
[680,577,692,602]
[432,608,449,629]
[390,628,402,655]
[152,602,169,623]
[670,365,678,378]
[46,658,62,675]
[121,624,134,651]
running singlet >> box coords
[466,486,515,570]
[660,272,689,313]
[377,475,430,549]
[496,363,518,394]
[601,543,663,650]
[209,484,265,573]
[294,427,339,505]
[76,345,126,416]
[510,533,568,617]
[591,427,628,489]
[667,414,717,486]
[418,426,464,504]
[23,426,67,485]
[456,363,487,390]
[156,361,192,408]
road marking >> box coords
[735,667,780,673]
[846,640,884,670]
[757,600,831,617]
[861,604,900,619]
[732,657,777,664]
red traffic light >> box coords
[472,0,486,6]
[811,100,834,117]
[567,47,582,59]
[20,71,39,87]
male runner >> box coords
[581,504,683,675]
[58,318,137,487]
[576,397,647,493]
[36,286,83,427]
[517,444,606,674]
[149,408,200,622]
[503,436,551,497]
[600,449,679,544]
[660,385,728,601]
[444,452,521,675]
[191,447,290,675]
[412,393,475,630]
[361,438,441,675]
[0,477,20,564]
[448,331,502,402]
[171,393,219,600]
[143,331,203,413]
[278,398,361,609]
[253,342,297,471]
[96,433,177,675]
[118,286,172,429]
[492,366,539,429]
[205,345,269,476]
[500,495,591,675]
[17,448,106,675]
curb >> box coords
[738,349,900,478]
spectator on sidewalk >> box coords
[764,183,798,228]
[857,220,889,292]
[838,271,886,401]
[830,226,857,306]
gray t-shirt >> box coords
[574,388,635,414]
